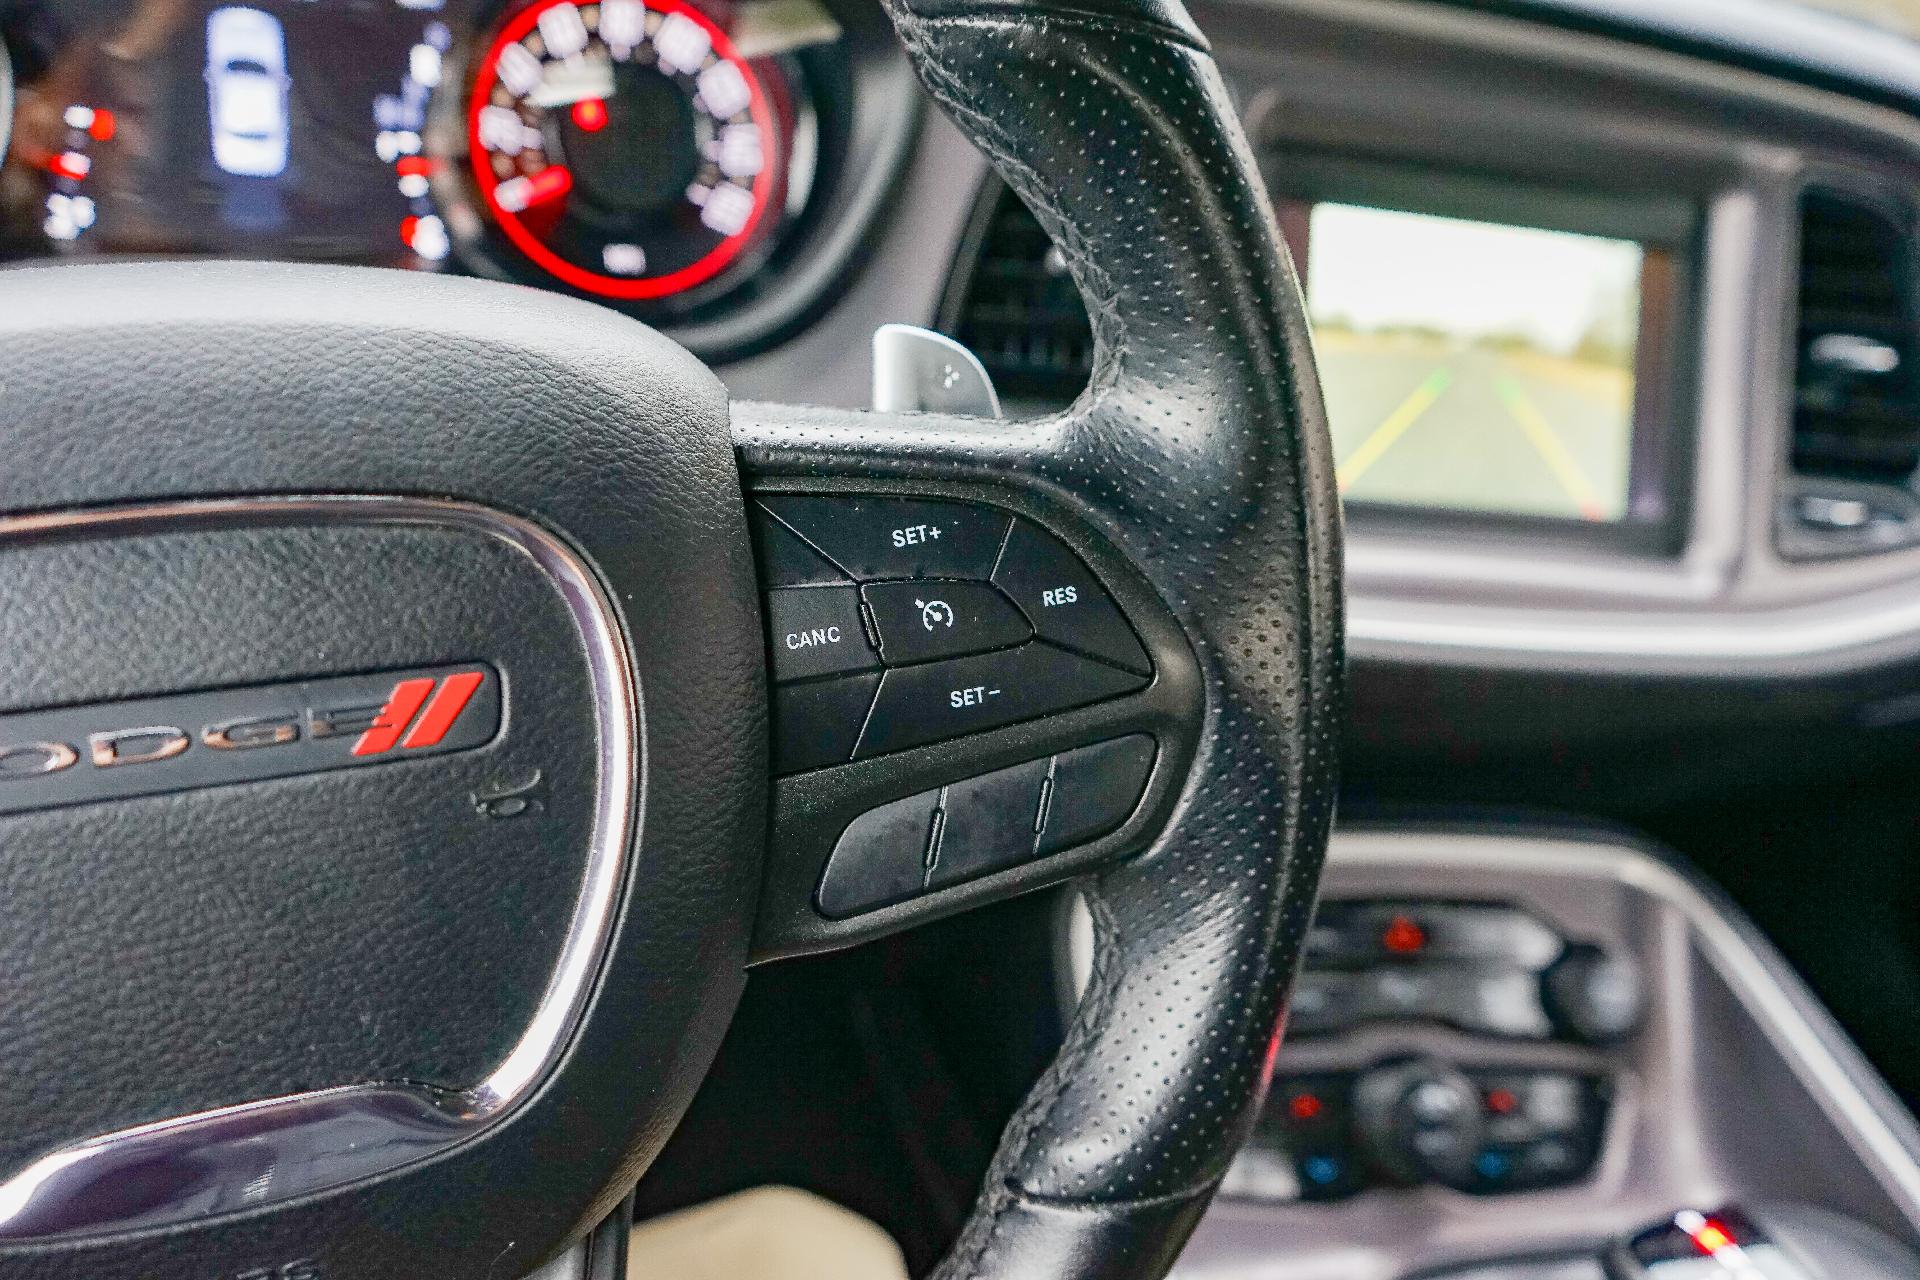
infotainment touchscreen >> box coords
[1303,202,1651,523]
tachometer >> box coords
[467,0,780,300]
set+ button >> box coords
[759,495,1009,580]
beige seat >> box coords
[627,1187,910,1280]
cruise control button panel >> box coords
[813,735,1157,918]
[755,495,1155,773]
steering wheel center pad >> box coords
[0,264,767,1279]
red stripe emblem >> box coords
[402,670,488,749]
[352,671,487,757]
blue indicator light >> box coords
[1302,1155,1344,1186]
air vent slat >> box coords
[1790,189,1920,486]
[945,185,1094,406]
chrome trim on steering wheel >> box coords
[0,495,638,1242]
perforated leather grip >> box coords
[839,0,1342,1273]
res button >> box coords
[759,496,1010,581]
[992,520,1151,675]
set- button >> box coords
[755,496,1154,773]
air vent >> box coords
[942,183,1093,410]
[1791,189,1920,484]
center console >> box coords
[1138,828,1920,1279]
[1223,896,1636,1204]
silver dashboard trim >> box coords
[0,496,639,1242]
[1347,585,1920,671]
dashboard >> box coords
[10,2,1920,1279]
[0,0,917,358]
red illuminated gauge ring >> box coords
[468,0,779,301]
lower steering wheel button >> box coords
[816,789,941,918]
[773,673,881,774]
[863,579,1031,666]
[1039,735,1157,853]
[928,758,1052,889]
[992,520,1152,676]
[766,587,880,683]
[855,643,1147,758]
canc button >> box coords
[765,587,879,683]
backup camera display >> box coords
[1306,203,1645,522]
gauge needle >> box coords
[494,167,575,214]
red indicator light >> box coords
[1381,914,1427,955]
[1486,1088,1519,1115]
[525,165,574,205]
[571,98,610,132]
[1690,1220,1736,1256]
[47,152,90,182]
[396,155,432,178]
[1287,1093,1324,1122]
[88,110,116,142]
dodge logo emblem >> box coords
[0,664,501,816]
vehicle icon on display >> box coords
[205,6,291,178]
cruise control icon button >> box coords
[855,643,1146,758]
[862,579,1030,666]
[759,496,1010,580]
[765,586,879,683]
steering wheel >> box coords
[0,0,1340,1276]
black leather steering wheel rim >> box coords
[0,0,1338,1275]
[738,0,1344,1273]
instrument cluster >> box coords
[0,0,907,356]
